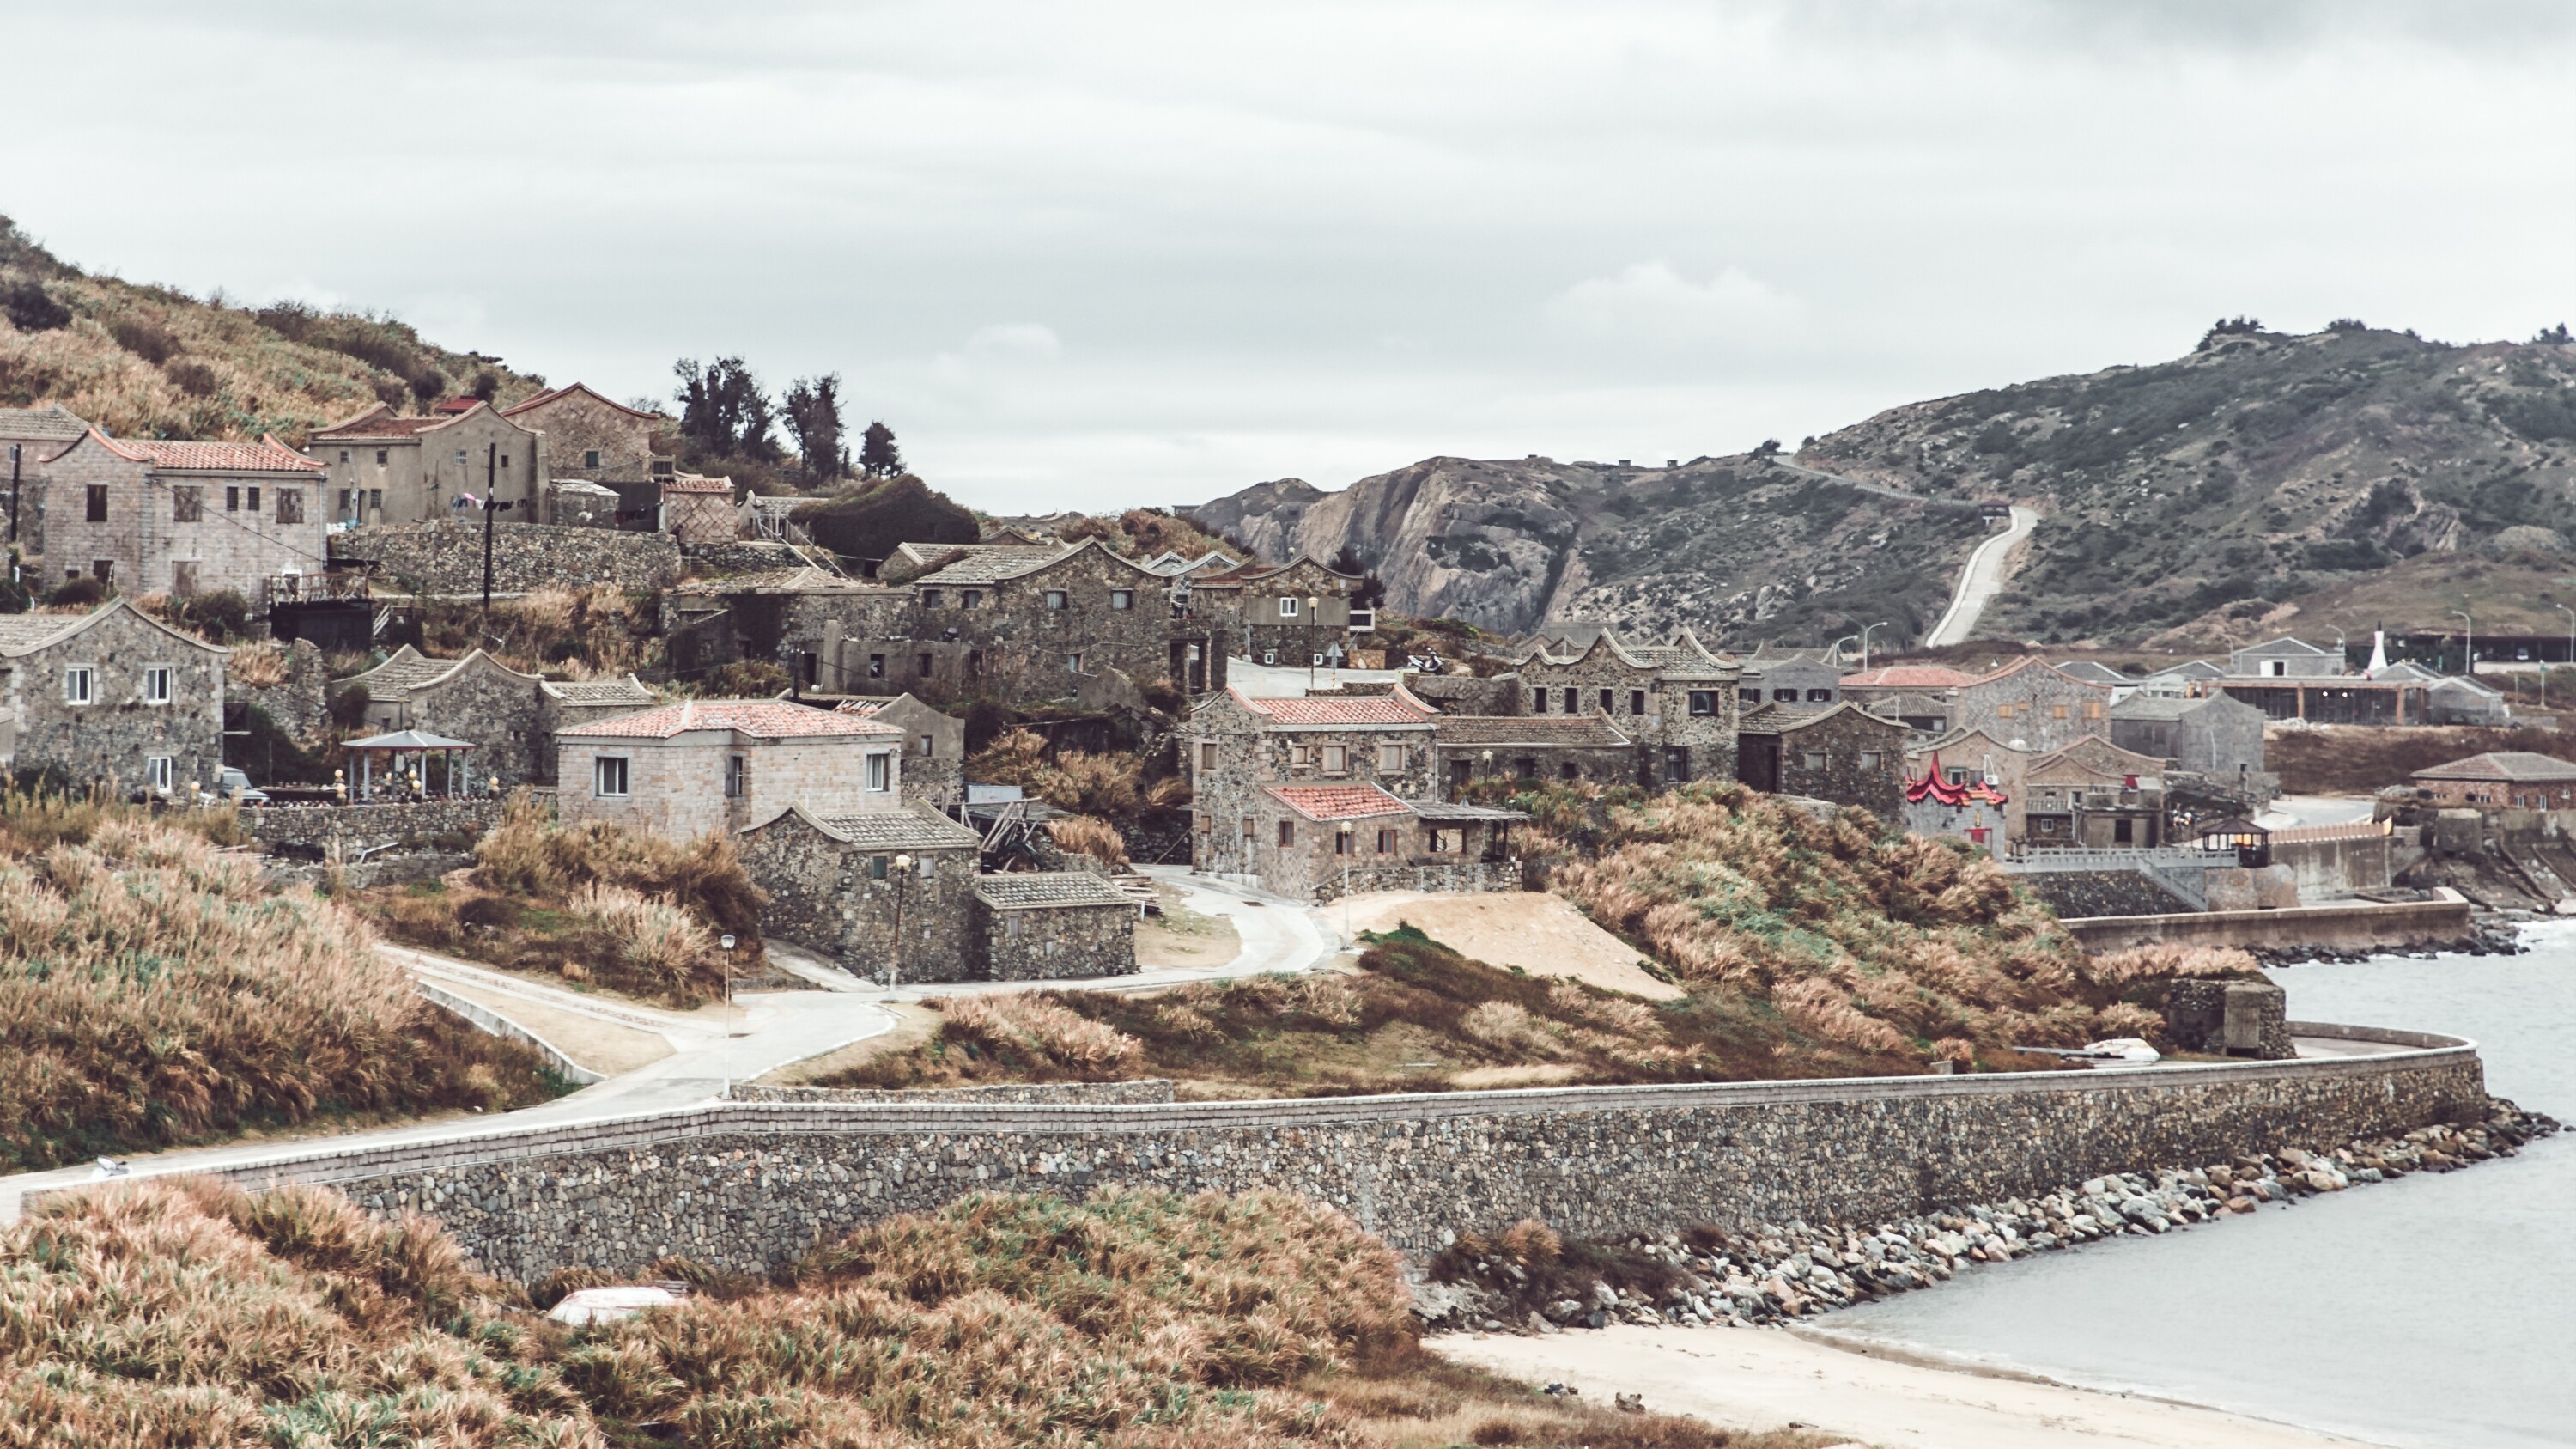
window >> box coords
[337,489,353,514]
[2265,660,2287,678]
[1110,589,1133,611]
[454,449,467,467]
[918,734,933,756]
[1377,744,1404,771]
[1262,650,1277,666]
[921,588,944,608]
[226,486,240,512]
[1066,653,1083,673]
[1533,689,1548,714]
[169,562,197,596]
[1376,828,1398,853]
[1631,690,1647,715]
[1559,761,1579,781]
[1242,817,1255,843]
[584,449,602,468]
[866,752,892,792]
[64,666,94,704]
[246,486,260,512]
[1688,691,1716,716]
[1515,757,1537,779]
[1199,741,1218,770]
[1044,589,1068,610]
[1599,688,1614,714]
[2082,700,2105,720]
[337,449,350,464]
[1561,688,1577,714]
[276,490,303,524]
[1772,689,1797,703]
[1279,596,1301,618]
[85,485,106,522]
[1806,689,1832,703]
[1334,830,1350,855]
[500,453,510,471]
[1278,819,1295,847]
[142,665,172,704]
[916,653,933,677]
[868,653,886,678]
[2049,703,2068,721]
[1321,744,1348,774]
[1944,767,1966,786]
[1288,744,1311,767]
[91,560,113,584]
[146,756,173,794]
[375,449,389,466]
[2114,818,2136,844]
[960,589,981,608]
[1801,751,1826,770]
[1858,751,1881,771]
[725,754,746,798]
[1738,688,1760,705]
[1427,827,1462,854]
[869,855,890,880]
[369,488,382,511]
[171,486,201,522]
[593,755,630,797]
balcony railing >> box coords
[264,572,371,607]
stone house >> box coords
[1905,727,2034,840]
[556,698,905,840]
[2409,752,2576,809]
[338,645,654,786]
[2136,659,2224,697]
[736,804,985,981]
[2020,738,2168,850]
[0,404,86,550]
[0,599,226,796]
[1734,702,1907,819]
[2229,636,2344,679]
[2422,673,2509,726]
[835,692,966,807]
[1739,648,1843,708]
[1185,686,1439,876]
[974,872,1139,982]
[36,429,328,602]
[1838,664,1975,734]
[1515,628,1738,787]
[498,384,671,501]
[866,539,1206,701]
[1249,783,1524,902]
[305,402,546,527]
[660,473,736,546]
[1901,751,2010,855]
[2110,692,2266,778]
[1949,657,2113,755]
[1430,713,1635,795]
[1181,555,1367,674]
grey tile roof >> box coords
[811,809,984,849]
[912,544,1076,585]
[542,676,657,703]
[0,612,88,654]
[338,645,453,702]
[0,405,88,441]
[973,871,1133,909]
[2053,661,2129,684]
[2413,752,2576,783]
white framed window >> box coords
[141,665,172,705]
[1321,744,1348,774]
[1109,589,1133,611]
[1801,751,1827,770]
[1044,589,1068,610]
[725,753,746,798]
[146,756,173,794]
[593,755,630,797]
[1377,744,1405,771]
[64,666,94,705]
[866,752,891,792]
[1279,596,1301,618]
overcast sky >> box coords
[9,2,2573,510]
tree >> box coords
[672,356,780,461]
[0,279,69,332]
[1750,438,1783,461]
[858,420,904,479]
[2536,322,2573,346]
[1327,545,1387,611]
[781,374,850,483]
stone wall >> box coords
[1311,858,1525,902]
[229,638,331,746]
[2,604,226,795]
[2272,832,2393,902]
[688,540,801,575]
[337,521,681,595]
[2060,898,2476,953]
[726,1081,1178,1105]
[2017,868,2194,919]
[2161,980,2293,1059]
[735,813,979,983]
[243,798,502,850]
[977,897,1137,982]
[175,1023,2486,1281]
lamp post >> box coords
[1830,634,1857,667]
[890,854,913,991]
[2451,610,2473,677]
[1861,620,1891,670]
[1305,596,1322,689]
[2556,604,2575,711]
[720,933,738,1039]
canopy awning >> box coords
[343,729,475,751]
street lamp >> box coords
[2557,604,2575,712]
[1830,634,1857,666]
[2451,611,2473,677]
[719,933,738,1039]
[1861,621,1891,670]
[890,854,914,991]
[1305,597,1323,689]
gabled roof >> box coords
[2269,820,2392,844]
[0,598,227,658]
[1263,782,1414,821]
[1905,751,2008,807]
[974,871,1134,910]
[1431,714,1630,747]
[51,426,320,473]
[500,381,662,422]
[2413,752,2576,783]
[1840,664,1977,690]
[2052,661,2129,685]
[756,804,982,850]
[1737,700,1905,736]
[1230,552,1361,584]
[0,404,88,441]
[1909,725,2028,759]
[2427,673,2505,699]
[671,565,889,598]
[662,473,732,495]
[2148,659,2226,681]
[1229,685,1437,727]
[911,541,1086,586]
[2027,738,2166,783]
[2371,661,2443,681]
[540,674,657,705]
[2110,694,2223,721]
[1965,656,2111,691]
[558,699,902,740]
[309,400,531,441]
[346,728,475,750]
[337,644,455,702]
[2233,636,2334,656]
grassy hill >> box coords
[0,214,544,444]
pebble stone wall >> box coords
[244,798,503,849]
[176,1023,2487,1282]
[334,521,682,595]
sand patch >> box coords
[1337,891,1681,1000]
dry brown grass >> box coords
[969,729,1189,819]
[0,813,559,1170]
[226,637,292,687]
[410,584,663,679]
[1048,813,1132,868]
[3,1178,1822,1448]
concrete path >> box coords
[2255,795,2378,831]
[0,943,899,1223]
[1925,504,2039,648]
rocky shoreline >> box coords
[2249,915,2527,965]
[1415,1096,2557,1335]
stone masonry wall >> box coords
[729,1081,1178,1105]
[244,798,502,850]
[3,606,226,795]
[189,1026,2485,1282]
[337,521,681,596]
[735,815,979,983]
[2018,868,2194,919]
[977,899,1137,982]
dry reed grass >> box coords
[226,637,292,687]
[5,1178,1808,1447]
[969,729,1189,820]
[1048,813,1132,868]
[0,814,557,1170]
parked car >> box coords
[216,766,270,804]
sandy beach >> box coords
[1432,1323,2376,1449]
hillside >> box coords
[0,214,544,443]
[1191,323,2576,649]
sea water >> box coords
[1828,925,2576,1449]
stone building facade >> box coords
[2228,636,2344,679]
[1900,752,2010,855]
[736,805,983,982]
[1949,658,2115,755]
[498,384,671,502]
[2409,752,2576,809]
[1185,687,1439,879]
[1734,702,1907,819]
[2111,693,2266,779]
[1182,555,1367,673]
[660,474,736,546]
[974,872,1139,981]
[835,692,965,807]
[1430,713,1635,794]
[0,600,226,795]
[1739,648,1843,708]
[1838,664,1976,734]
[338,646,655,787]
[2021,738,2169,849]
[331,521,682,595]
[1250,784,1523,902]
[306,401,546,527]
[1516,628,1738,787]
[1905,728,2033,840]
[0,404,86,551]
[36,429,328,601]
[557,699,904,840]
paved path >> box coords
[1925,504,2040,648]
[2255,795,2378,831]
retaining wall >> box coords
[244,799,503,849]
[336,521,682,595]
[169,1023,2485,1282]
[2062,898,2473,953]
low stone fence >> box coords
[244,799,503,851]
[159,1022,2484,1282]
[1314,859,1524,903]
[728,1081,1176,1105]
[2061,898,2474,954]
[335,521,681,595]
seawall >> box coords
[112,1021,2485,1282]
[2060,898,2472,954]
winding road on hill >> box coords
[1926,504,2040,648]
[0,869,1340,1223]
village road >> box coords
[1925,505,2040,647]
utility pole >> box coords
[7,443,19,545]
[481,442,499,616]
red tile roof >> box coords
[1265,783,1414,821]
[662,474,732,494]
[1236,688,1434,726]
[1842,665,1977,689]
[81,429,322,472]
[560,699,901,740]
